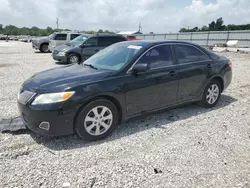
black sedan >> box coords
[18,40,232,141]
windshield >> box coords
[83,43,144,71]
[68,35,88,46]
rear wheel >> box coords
[75,99,119,141]
[201,79,221,108]
[40,43,49,53]
[67,54,80,64]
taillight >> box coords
[228,61,232,69]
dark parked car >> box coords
[52,34,127,64]
[18,40,232,141]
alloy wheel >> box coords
[206,84,219,104]
[84,106,113,136]
[69,55,79,64]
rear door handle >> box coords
[95,49,99,52]
[170,71,175,76]
[207,64,211,68]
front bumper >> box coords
[52,53,67,62]
[18,101,75,137]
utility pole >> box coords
[56,17,59,30]
[139,22,142,32]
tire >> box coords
[75,99,119,141]
[201,79,222,108]
[40,43,49,53]
[67,53,80,64]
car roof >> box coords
[54,32,82,35]
[92,33,126,37]
[120,40,201,47]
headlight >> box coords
[32,91,75,105]
[57,51,66,56]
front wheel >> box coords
[75,99,119,141]
[67,54,80,64]
[201,80,221,108]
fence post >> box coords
[153,34,155,40]
[164,34,166,40]
[227,31,230,42]
[190,32,193,42]
[206,32,210,46]
[177,33,179,40]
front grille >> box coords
[18,90,36,105]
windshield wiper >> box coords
[83,64,99,70]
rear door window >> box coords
[70,34,81,40]
[175,45,210,64]
[53,34,67,40]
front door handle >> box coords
[207,64,211,68]
[170,71,175,76]
[95,49,99,52]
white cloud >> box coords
[177,0,250,29]
[0,0,249,33]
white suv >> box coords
[49,32,82,52]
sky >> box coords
[0,0,249,33]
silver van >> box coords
[49,32,82,52]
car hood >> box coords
[34,36,49,42]
[23,64,112,92]
[54,44,72,51]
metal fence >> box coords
[134,30,250,47]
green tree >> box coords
[209,21,216,31]
[86,30,96,34]
[215,17,225,31]
[0,24,3,33]
[179,28,188,32]
[97,29,103,33]
[46,26,53,34]
[201,25,208,31]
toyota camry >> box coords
[18,40,232,141]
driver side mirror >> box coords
[132,63,149,73]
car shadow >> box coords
[34,51,51,54]
[55,61,69,65]
[24,94,237,151]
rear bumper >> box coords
[223,69,232,91]
[18,101,75,137]
[32,44,39,50]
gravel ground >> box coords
[0,41,250,188]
